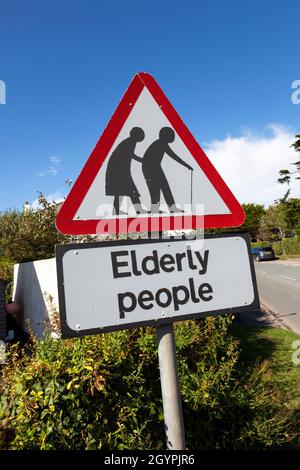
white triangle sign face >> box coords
[56,72,245,235]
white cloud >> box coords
[204,124,300,207]
[50,156,60,165]
[37,155,61,177]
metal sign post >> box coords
[156,322,185,450]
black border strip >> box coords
[56,232,260,339]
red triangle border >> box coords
[56,72,245,235]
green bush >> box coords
[251,241,272,248]
[0,317,297,450]
[281,237,300,255]
[0,258,13,281]
[0,258,14,299]
[0,194,93,264]
[295,222,300,239]
[272,242,283,256]
[252,239,300,256]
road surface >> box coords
[254,259,300,334]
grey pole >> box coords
[156,322,186,450]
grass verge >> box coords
[231,322,300,410]
[278,255,300,260]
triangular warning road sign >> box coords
[56,72,245,235]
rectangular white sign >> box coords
[56,234,259,338]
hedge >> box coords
[0,259,14,300]
[280,237,300,255]
[0,259,13,281]
[0,317,298,450]
[272,242,283,256]
[252,237,300,256]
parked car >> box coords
[251,246,275,262]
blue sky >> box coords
[0,0,299,210]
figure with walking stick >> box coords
[142,127,193,213]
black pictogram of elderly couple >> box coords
[105,126,193,215]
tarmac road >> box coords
[254,258,300,334]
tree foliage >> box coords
[0,194,92,264]
[240,204,265,240]
[294,221,300,239]
[259,204,288,240]
[278,134,300,185]
[283,198,300,230]
[257,198,300,241]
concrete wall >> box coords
[13,258,59,338]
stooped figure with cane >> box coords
[105,127,148,215]
[142,127,193,213]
